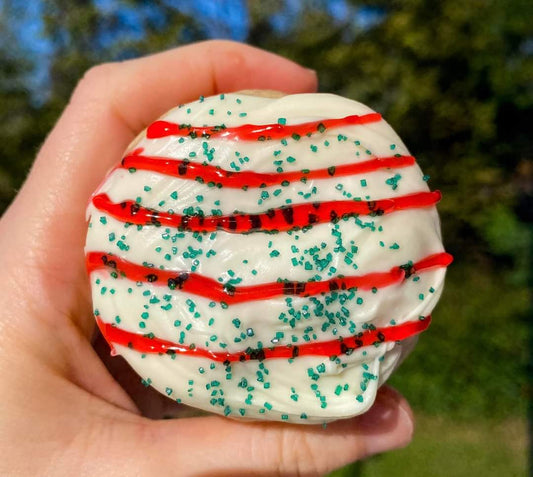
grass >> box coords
[330,414,527,477]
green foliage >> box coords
[252,0,533,273]
[0,2,47,211]
[42,0,102,103]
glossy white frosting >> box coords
[85,93,447,423]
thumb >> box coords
[112,386,413,476]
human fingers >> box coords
[109,386,413,476]
[0,40,317,335]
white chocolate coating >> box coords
[85,93,448,423]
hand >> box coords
[0,40,413,476]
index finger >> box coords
[11,40,318,220]
[0,40,317,332]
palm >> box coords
[0,41,413,476]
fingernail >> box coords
[303,68,318,92]
[356,387,414,457]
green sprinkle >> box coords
[385,174,402,190]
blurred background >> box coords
[1,0,531,475]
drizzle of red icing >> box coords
[96,315,431,362]
[146,113,382,140]
[120,154,416,189]
[86,252,452,304]
[91,191,441,233]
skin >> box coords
[0,40,414,476]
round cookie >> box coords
[85,92,452,424]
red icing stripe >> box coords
[96,315,431,362]
[146,113,382,140]
[91,191,441,233]
[86,252,452,304]
[119,154,416,189]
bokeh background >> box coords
[1,0,531,475]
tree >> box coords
[0,1,47,212]
[250,0,533,273]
